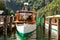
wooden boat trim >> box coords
[45,20,57,26]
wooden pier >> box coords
[0,15,16,40]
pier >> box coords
[0,11,16,40]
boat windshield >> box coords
[19,13,32,21]
[15,12,36,24]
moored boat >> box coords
[15,8,36,40]
[45,15,60,35]
[14,3,36,40]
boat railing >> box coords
[45,20,57,26]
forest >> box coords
[0,0,60,16]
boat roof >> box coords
[46,15,60,18]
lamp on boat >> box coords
[24,2,29,11]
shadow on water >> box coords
[0,27,3,40]
[0,27,3,36]
[0,26,16,40]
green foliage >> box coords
[2,0,59,16]
[10,10,14,16]
[15,0,54,16]
[0,1,14,16]
[0,1,11,15]
[32,0,43,11]
[17,0,60,16]
[37,0,60,16]
[16,0,46,11]
[0,1,6,10]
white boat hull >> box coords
[45,23,58,35]
[16,23,36,37]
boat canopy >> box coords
[46,15,60,19]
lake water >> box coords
[0,31,36,40]
[0,33,21,40]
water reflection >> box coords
[0,27,16,40]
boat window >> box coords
[55,19,57,23]
[52,18,57,23]
[20,13,32,20]
[27,15,32,20]
[16,12,36,24]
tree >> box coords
[37,0,60,16]
[0,1,6,10]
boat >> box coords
[45,15,60,36]
[15,3,36,40]
[15,11,36,40]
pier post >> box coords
[43,15,45,37]
[58,19,60,40]
[13,25,16,39]
[10,16,13,35]
[10,16,16,39]
[48,18,52,40]
[3,16,7,40]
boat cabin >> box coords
[15,10,36,24]
[45,15,60,26]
